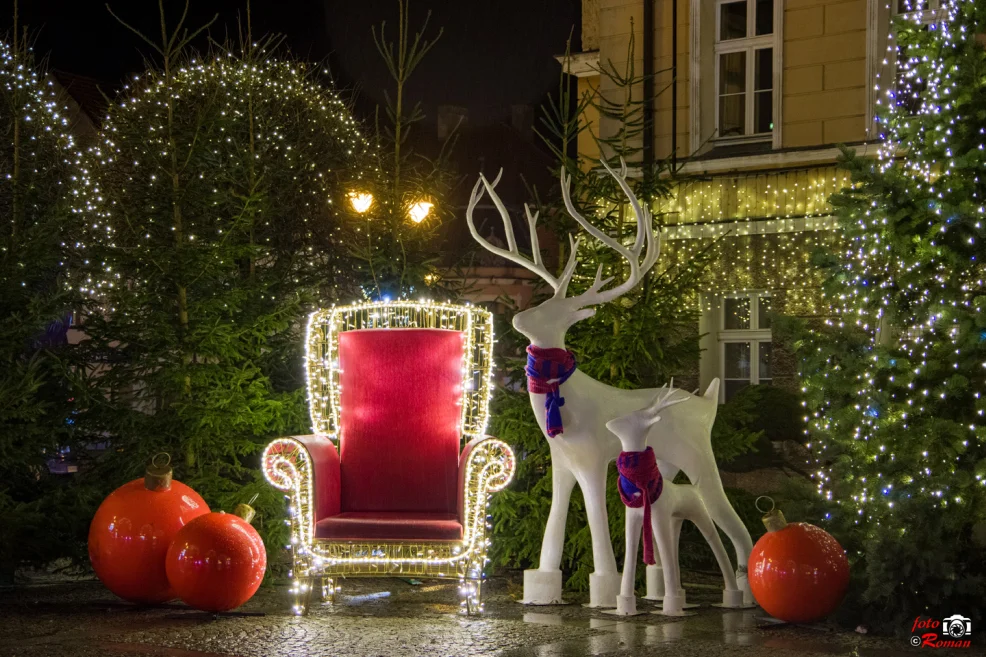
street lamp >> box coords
[348,191,374,214]
[408,200,433,224]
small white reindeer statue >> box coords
[465,160,754,607]
[606,385,745,616]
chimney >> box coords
[438,105,468,140]
[511,104,533,140]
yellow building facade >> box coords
[566,0,913,399]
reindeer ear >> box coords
[646,414,664,427]
[704,378,720,402]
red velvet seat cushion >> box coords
[337,328,464,515]
[315,512,463,541]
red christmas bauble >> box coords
[165,511,267,612]
[88,479,210,604]
[748,521,849,623]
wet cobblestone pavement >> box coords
[0,573,979,657]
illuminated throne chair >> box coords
[262,301,514,615]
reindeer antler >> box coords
[465,171,581,294]
[643,378,689,419]
[560,158,662,307]
[466,159,661,305]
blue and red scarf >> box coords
[617,446,664,565]
[525,345,577,437]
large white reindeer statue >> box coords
[465,160,753,607]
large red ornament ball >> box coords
[748,521,849,623]
[88,479,210,604]
[165,511,267,612]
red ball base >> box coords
[748,522,849,623]
[166,512,267,612]
[88,479,210,604]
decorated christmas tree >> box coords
[68,4,374,554]
[795,0,986,630]
[0,34,86,579]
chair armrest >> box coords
[262,435,341,523]
[457,435,515,525]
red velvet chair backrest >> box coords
[337,328,464,514]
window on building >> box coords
[719,292,772,401]
[714,0,775,140]
[892,0,941,115]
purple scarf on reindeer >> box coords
[525,345,577,437]
[617,446,664,565]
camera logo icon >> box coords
[943,615,972,639]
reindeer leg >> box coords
[620,508,642,598]
[643,522,665,601]
[615,508,643,614]
[695,468,754,604]
[686,495,745,608]
[582,461,620,608]
[523,458,576,604]
[652,511,686,616]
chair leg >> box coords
[292,576,315,616]
[459,577,483,615]
[320,577,337,605]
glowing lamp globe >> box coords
[348,191,373,214]
[88,456,210,604]
[408,200,433,224]
[748,508,849,623]
[165,504,267,612]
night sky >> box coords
[6,0,581,126]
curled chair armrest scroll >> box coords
[262,435,340,522]
[457,435,516,526]
[459,435,516,493]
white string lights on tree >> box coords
[66,53,375,306]
[799,0,986,534]
[0,39,75,271]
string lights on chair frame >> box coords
[262,300,513,616]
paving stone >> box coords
[0,576,974,656]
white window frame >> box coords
[894,0,941,18]
[718,291,772,402]
[712,0,780,145]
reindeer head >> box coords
[466,159,662,348]
[605,383,688,450]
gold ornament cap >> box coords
[144,453,173,491]
[233,494,259,524]
[756,496,788,532]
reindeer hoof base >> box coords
[642,565,664,600]
[522,570,564,605]
[736,571,755,605]
[585,573,621,608]
[720,589,745,608]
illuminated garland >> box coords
[653,168,848,303]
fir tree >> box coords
[794,0,986,631]
[69,3,374,557]
[0,33,86,579]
